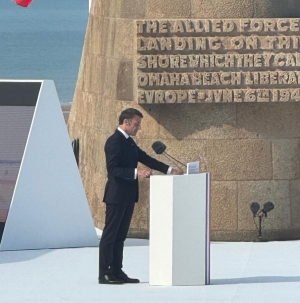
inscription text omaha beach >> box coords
[136,19,300,103]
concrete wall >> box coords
[68,0,300,241]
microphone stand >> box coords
[162,152,186,172]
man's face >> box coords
[124,115,142,136]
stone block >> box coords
[290,179,300,228]
[146,0,191,18]
[114,18,135,60]
[130,179,149,231]
[254,0,300,18]
[88,16,104,55]
[191,0,253,18]
[273,140,300,180]
[93,0,120,17]
[120,0,146,18]
[101,98,120,135]
[102,17,117,58]
[82,54,103,95]
[211,181,238,231]
[136,105,161,140]
[238,181,291,231]
[157,104,237,140]
[78,92,101,130]
[116,60,134,101]
[236,103,300,139]
[100,58,119,99]
[206,140,272,181]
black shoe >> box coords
[115,271,140,283]
[99,274,124,285]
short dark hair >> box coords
[119,108,143,125]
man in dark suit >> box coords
[99,108,182,285]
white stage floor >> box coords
[1,239,300,303]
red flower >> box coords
[15,0,33,7]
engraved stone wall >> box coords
[136,19,300,103]
[68,0,300,241]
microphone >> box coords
[152,141,186,170]
[250,202,260,216]
[262,201,275,217]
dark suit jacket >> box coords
[103,129,169,205]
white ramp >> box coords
[0,80,98,250]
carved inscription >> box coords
[136,19,300,103]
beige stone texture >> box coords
[68,0,300,241]
[290,179,300,229]
[91,0,120,17]
[273,140,300,180]
[114,18,135,61]
[253,0,300,18]
[82,54,103,95]
[157,104,237,140]
[100,17,117,58]
[211,181,238,231]
[129,179,149,233]
[191,0,254,18]
[207,140,272,181]
[238,181,291,231]
[116,61,134,101]
[236,103,300,139]
[146,0,191,18]
[87,16,103,55]
[120,0,146,19]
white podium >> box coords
[149,173,210,286]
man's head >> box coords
[119,108,143,136]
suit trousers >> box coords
[99,202,135,277]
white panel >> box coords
[172,174,208,285]
[0,80,98,250]
[150,174,210,286]
[149,176,173,286]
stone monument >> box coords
[68,0,300,241]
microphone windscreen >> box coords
[152,141,166,154]
[250,202,260,215]
[263,201,274,213]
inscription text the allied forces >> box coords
[136,19,300,103]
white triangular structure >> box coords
[0,80,98,250]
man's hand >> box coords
[137,169,152,178]
[171,168,184,175]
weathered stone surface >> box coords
[156,104,237,140]
[129,179,149,233]
[290,179,300,228]
[87,16,103,55]
[238,181,291,231]
[120,0,146,18]
[273,140,300,180]
[211,181,238,231]
[82,54,103,95]
[236,103,300,139]
[191,0,254,18]
[100,58,119,99]
[114,18,135,60]
[254,0,300,18]
[102,17,117,58]
[207,140,272,181]
[100,98,120,135]
[92,0,119,17]
[146,0,191,18]
[116,60,134,101]
[135,106,161,140]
